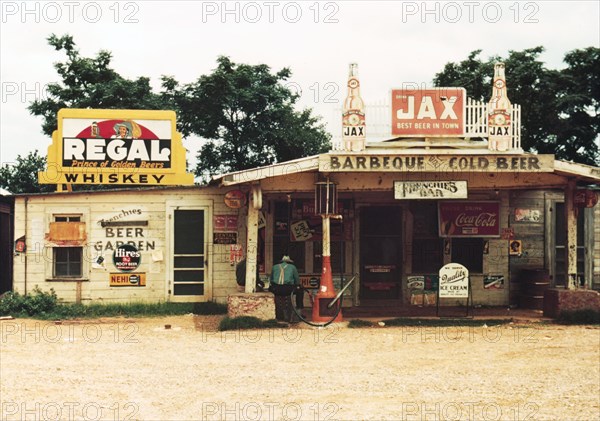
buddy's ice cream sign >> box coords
[39,109,194,185]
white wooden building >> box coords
[11,145,600,308]
[9,73,600,311]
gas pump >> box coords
[290,179,356,326]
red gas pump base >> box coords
[311,256,343,323]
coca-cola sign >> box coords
[438,202,500,237]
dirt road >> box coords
[1,315,598,420]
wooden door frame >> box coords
[166,200,213,302]
[357,205,404,301]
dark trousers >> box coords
[269,284,304,322]
[269,284,304,308]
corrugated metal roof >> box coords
[211,155,320,186]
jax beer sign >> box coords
[38,109,194,185]
[439,201,500,237]
[391,88,466,137]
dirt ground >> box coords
[1,315,598,421]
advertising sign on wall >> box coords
[509,240,522,256]
[514,208,541,222]
[394,181,467,199]
[110,273,146,287]
[224,190,247,209]
[438,201,500,237]
[483,275,505,289]
[391,88,466,137]
[38,109,194,185]
[229,244,243,264]
[113,244,141,271]
[213,232,238,245]
[407,276,425,290]
[574,190,599,208]
[214,215,238,231]
[290,220,313,241]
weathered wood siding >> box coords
[12,176,600,307]
[509,190,548,295]
[594,205,600,289]
[12,187,242,304]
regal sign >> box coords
[438,201,500,237]
[391,88,466,137]
[38,109,194,185]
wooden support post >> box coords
[76,281,82,304]
[245,185,260,293]
[565,180,578,289]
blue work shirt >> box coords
[270,262,300,286]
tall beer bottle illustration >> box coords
[488,63,512,151]
[342,63,366,152]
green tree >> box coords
[29,35,332,184]
[554,47,600,162]
[433,47,599,165]
[166,56,331,178]
[28,34,169,136]
[0,150,54,194]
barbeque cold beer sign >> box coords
[39,109,194,185]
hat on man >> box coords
[281,255,294,263]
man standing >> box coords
[235,258,264,292]
[269,255,302,322]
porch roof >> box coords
[211,155,319,187]
[553,160,600,184]
[212,151,600,187]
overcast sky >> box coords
[1,0,599,165]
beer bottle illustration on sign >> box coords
[488,62,512,151]
[342,63,366,152]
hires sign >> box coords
[391,88,465,137]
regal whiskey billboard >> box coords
[39,109,194,185]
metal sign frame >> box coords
[436,263,473,318]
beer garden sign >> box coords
[39,109,194,186]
